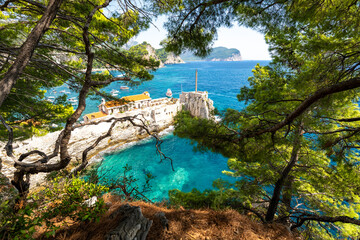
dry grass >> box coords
[46,194,298,240]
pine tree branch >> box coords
[0,0,64,107]
[291,214,360,230]
[239,77,360,141]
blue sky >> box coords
[135,16,272,60]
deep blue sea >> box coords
[85,61,270,201]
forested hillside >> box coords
[180,47,242,61]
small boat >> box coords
[68,97,78,103]
[52,90,57,93]
[120,86,129,90]
[59,90,66,93]
[166,89,172,98]
[111,89,119,94]
[112,93,118,96]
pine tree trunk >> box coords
[280,176,294,225]
[0,0,63,107]
[265,124,302,222]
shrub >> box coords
[0,177,109,239]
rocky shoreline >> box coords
[0,117,174,189]
[0,91,214,190]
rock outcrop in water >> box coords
[163,52,185,64]
[180,47,242,62]
[144,44,165,68]
[130,42,184,68]
[180,91,214,119]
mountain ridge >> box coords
[180,47,242,61]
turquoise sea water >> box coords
[92,61,270,201]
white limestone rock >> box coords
[179,91,215,119]
[164,53,185,65]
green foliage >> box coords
[0,1,160,139]
[174,110,239,157]
[34,177,109,223]
[174,64,360,238]
[155,48,169,62]
[0,200,41,240]
[0,177,109,239]
[128,42,151,56]
[169,179,238,210]
[169,189,222,209]
[165,0,360,238]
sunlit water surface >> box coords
[88,61,270,201]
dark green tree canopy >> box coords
[0,0,161,139]
[160,0,360,238]
[0,0,167,198]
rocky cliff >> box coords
[163,52,185,64]
[145,44,165,68]
[179,91,214,119]
[155,48,184,66]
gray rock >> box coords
[164,53,185,65]
[154,211,169,230]
[106,204,152,240]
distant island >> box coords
[180,47,242,62]
[129,42,242,66]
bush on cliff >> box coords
[0,177,108,239]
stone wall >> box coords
[179,91,214,119]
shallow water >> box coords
[93,61,270,201]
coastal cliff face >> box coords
[145,44,165,68]
[145,45,185,67]
[163,52,185,64]
[155,48,185,66]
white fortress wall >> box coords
[179,91,214,119]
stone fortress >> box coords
[83,90,214,124]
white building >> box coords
[83,92,181,123]
[83,90,214,124]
